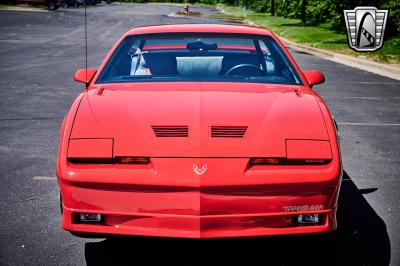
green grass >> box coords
[0,4,47,11]
[215,4,400,63]
[0,4,20,9]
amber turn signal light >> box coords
[114,156,150,164]
[250,158,282,165]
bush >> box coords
[116,0,400,36]
[219,0,400,35]
[382,0,400,37]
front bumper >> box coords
[62,206,337,239]
[58,158,341,238]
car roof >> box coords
[126,24,273,36]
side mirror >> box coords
[74,69,97,85]
[303,70,325,87]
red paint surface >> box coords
[303,70,325,86]
[142,44,257,51]
[68,138,113,158]
[74,69,97,84]
[57,24,342,238]
[286,139,332,159]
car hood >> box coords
[70,82,329,157]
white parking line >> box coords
[349,82,400,85]
[344,96,381,100]
[344,96,400,100]
[338,122,400,126]
[33,176,57,181]
[325,96,400,100]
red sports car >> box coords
[57,24,342,238]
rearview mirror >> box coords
[303,70,325,87]
[74,69,97,84]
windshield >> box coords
[97,33,302,85]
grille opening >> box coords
[152,125,189,137]
[211,126,247,138]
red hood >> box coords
[70,82,329,157]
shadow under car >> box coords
[84,171,390,266]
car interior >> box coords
[97,34,301,85]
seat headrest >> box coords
[143,53,178,75]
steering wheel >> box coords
[225,64,264,76]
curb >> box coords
[240,18,400,81]
[0,6,48,12]
[281,37,400,81]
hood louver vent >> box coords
[211,126,248,138]
[152,125,189,137]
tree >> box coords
[301,0,306,24]
[271,0,275,16]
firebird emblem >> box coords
[193,164,207,176]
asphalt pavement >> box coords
[0,3,399,265]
